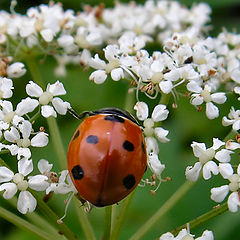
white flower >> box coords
[3,120,48,159]
[26,80,71,118]
[0,158,48,214]
[187,84,227,119]
[222,107,240,131]
[134,101,170,142]
[0,99,39,129]
[148,153,165,179]
[0,77,13,99]
[7,62,26,78]
[211,164,240,212]
[160,228,214,240]
[186,138,233,181]
[40,29,54,42]
[89,70,107,84]
[46,170,77,195]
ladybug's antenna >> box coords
[68,108,90,120]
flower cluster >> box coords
[160,228,214,240]
[0,57,74,213]
[0,1,240,239]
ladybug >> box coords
[67,108,147,207]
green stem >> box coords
[25,56,45,88]
[73,197,96,240]
[0,206,61,240]
[32,191,78,240]
[110,191,135,240]
[171,203,228,235]
[129,181,195,240]
[0,156,9,167]
[47,116,67,169]
[102,205,112,240]
[159,93,171,105]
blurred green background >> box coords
[0,0,240,239]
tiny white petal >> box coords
[212,138,225,150]
[52,97,71,115]
[211,92,227,104]
[154,127,170,143]
[134,102,149,121]
[18,158,33,176]
[202,161,219,180]
[159,232,174,240]
[6,144,19,156]
[89,70,107,84]
[187,81,202,93]
[152,104,169,122]
[191,94,204,105]
[0,167,14,182]
[41,105,57,118]
[215,149,233,163]
[219,163,234,179]
[28,175,49,191]
[57,35,74,48]
[17,148,31,160]
[148,153,165,177]
[19,120,32,139]
[47,81,66,96]
[16,97,39,116]
[164,69,180,81]
[0,182,17,199]
[228,192,240,212]
[40,29,54,42]
[222,116,234,127]
[196,230,214,240]
[159,80,173,94]
[88,54,106,69]
[17,191,37,214]
[31,132,49,147]
[206,102,219,119]
[191,141,206,158]
[4,127,20,143]
[210,185,229,203]
[111,68,124,81]
[38,159,53,174]
[26,81,43,97]
[145,137,159,154]
[232,120,240,132]
[7,62,26,78]
[185,162,202,182]
[226,141,240,150]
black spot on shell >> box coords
[104,114,125,123]
[86,135,98,144]
[145,165,147,172]
[73,130,80,140]
[72,165,84,180]
[123,174,136,189]
[123,140,134,151]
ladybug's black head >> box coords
[90,108,139,125]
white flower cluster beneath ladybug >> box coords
[0,158,76,214]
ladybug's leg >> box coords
[68,108,90,120]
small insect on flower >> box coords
[67,108,147,207]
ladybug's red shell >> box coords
[67,109,147,207]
